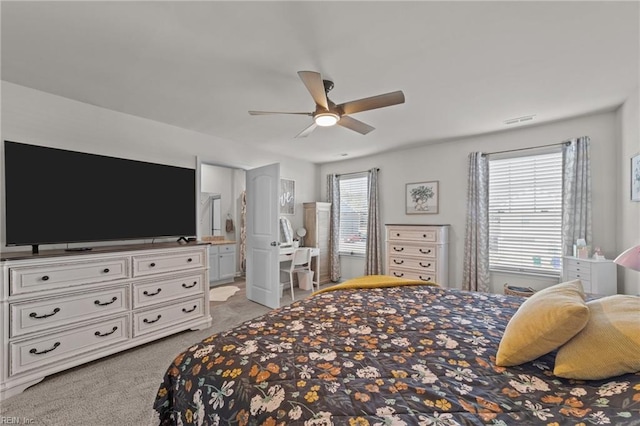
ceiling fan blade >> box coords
[337,115,375,135]
[295,122,317,138]
[249,110,312,116]
[338,90,405,115]
[297,71,329,110]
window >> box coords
[338,172,369,255]
[488,150,563,276]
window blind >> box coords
[338,173,369,255]
[488,151,563,276]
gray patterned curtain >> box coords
[240,190,247,274]
[562,137,592,256]
[326,174,341,282]
[462,152,490,292]
[364,168,382,275]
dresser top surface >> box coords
[1,241,209,262]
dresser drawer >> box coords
[387,244,437,259]
[387,226,439,242]
[387,267,438,284]
[9,257,130,296]
[132,273,205,308]
[132,250,205,277]
[10,315,129,376]
[10,286,129,338]
[565,262,592,275]
[218,244,235,254]
[133,297,205,337]
[389,255,437,273]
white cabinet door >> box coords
[219,252,235,280]
[209,246,220,282]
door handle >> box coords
[270,241,280,246]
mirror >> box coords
[210,195,221,236]
[279,217,293,247]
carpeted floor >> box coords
[0,278,315,426]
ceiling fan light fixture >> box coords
[314,112,340,127]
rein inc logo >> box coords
[0,417,35,424]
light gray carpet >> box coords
[0,279,311,425]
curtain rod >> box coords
[335,168,380,177]
[483,140,571,157]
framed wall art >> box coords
[632,153,640,202]
[406,180,439,214]
[280,178,295,214]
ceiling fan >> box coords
[249,71,405,138]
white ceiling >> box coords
[2,1,638,164]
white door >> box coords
[246,163,280,309]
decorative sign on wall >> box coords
[280,178,295,215]
[632,153,640,202]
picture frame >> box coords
[280,178,295,215]
[632,153,640,202]
[406,180,439,214]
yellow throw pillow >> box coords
[496,280,589,367]
[554,295,640,380]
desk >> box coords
[279,246,320,291]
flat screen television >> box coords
[4,140,197,252]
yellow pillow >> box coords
[554,295,640,380]
[496,280,589,367]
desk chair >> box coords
[280,247,312,301]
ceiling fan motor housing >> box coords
[323,79,334,94]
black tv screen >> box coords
[4,140,197,248]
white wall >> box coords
[0,82,320,253]
[320,110,625,294]
[616,88,640,295]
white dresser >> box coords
[562,256,617,295]
[0,242,212,401]
[385,224,450,286]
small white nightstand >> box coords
[562,256,617,295]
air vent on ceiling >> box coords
[503,115,536,125]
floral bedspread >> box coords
[153,284,640,425]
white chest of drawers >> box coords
[0,243,212,401]
[385,224,450,287]
[562,256,617,295]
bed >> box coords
[152,276,640,425]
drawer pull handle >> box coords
[423,234,427,238]
[143,315,162,324]
[419,248,432,254]
[95,326,118,337]
[419,262,432,268]
[143,288,162,297]
[393,272,404,277]
[396,233,400,237]
[182,281,198,289]
[393,247,404,252]
[29,341,60,355]
[94,297,118,306]
[150,262,156,267]
[419,276,432,282]
[42,275,50,281]
[187,258,193,263]
[182,305,198,313]
[29,307,60,319]
[393,259,404,264]
[102,268,110,273]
